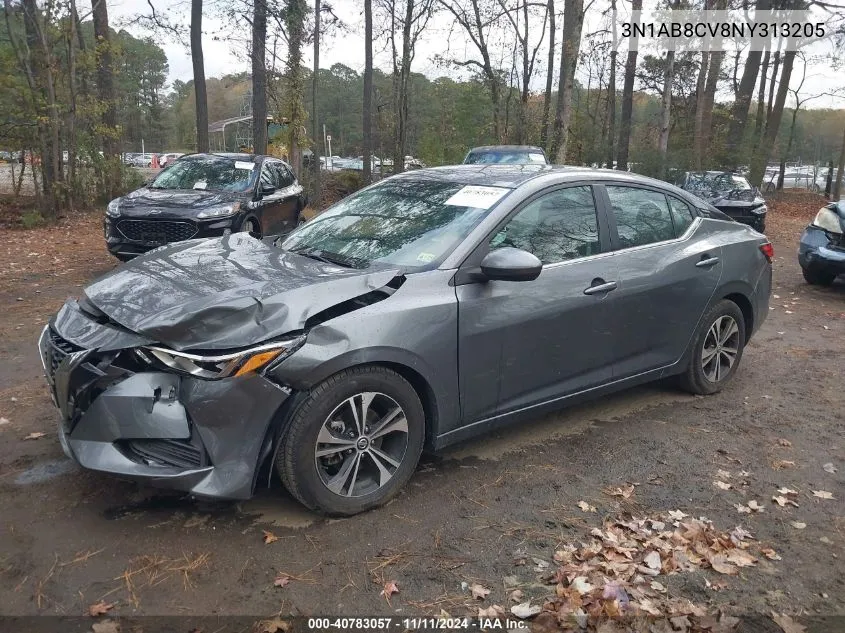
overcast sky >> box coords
[109,0,844,109]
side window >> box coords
[667,195,695,237]
[489,186,600,264]
[277,165,295,188]
[260,163,278,190]
[606,185,675,248]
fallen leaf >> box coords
[822,463,837,474]
[509,589,524,603]
[726,549,756,567]
[709,555,738,575]
[577,500,596,513]
[91,621,120,633]
[812,490,834,500]
[0,417,9,426]
[772,613,806,633]
[511,601,541,619]
[88,602,114,617]
[668,510,688,520]
[469,583,490,600]
[23,432,46,440]
[735,503,751,514]
[604,484,635,499]
[570,576,594,594]
[650,580,666,593]
[777,487,798,496]
[644,550,662,570]
[761,548,782,561]
[790,521,806,530]
[717,469,732,479]
[713,480,732,490]
[777,439,792,447]
[772,496,788,507]
[747,500,765,512]
[262,530,279,544]
[478,605,506,618]
[273,574,290,588]
[380,580,399,601]
[256,618,290,633]
[772,460,796,470]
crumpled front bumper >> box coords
[799,225,845,276]
[38,301,291,499]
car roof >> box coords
[467,145,546,153]
[180,152,265,162]
[391,164,685,191]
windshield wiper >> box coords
[289,247,364,268]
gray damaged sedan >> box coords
[39,165,773,515]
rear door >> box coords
[256,160,285,234]
[456,184,619,423]
[272,163,302,234]
[598,184,722,378]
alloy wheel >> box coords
[314,392,409,498]
[701,315,740,383]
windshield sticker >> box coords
[193,181,207,190]
[445,185,509,209]
[234,161,255,170]
[416,252,435,263]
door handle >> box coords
[695,256,720,268]
[583,280,618,295]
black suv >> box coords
[105,153,307,260]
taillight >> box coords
[759,242,774,262]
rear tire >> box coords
[679,300,746,396]
[802,267,836,286]
[277,366,425,516]
[240,216,262,239]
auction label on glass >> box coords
[445,186,510,209]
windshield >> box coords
[280,179,511,269]
[686,172,751,192]
[150,156,258,192]
[466,151,547,165]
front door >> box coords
[599,184,723,378]
[456,184,619,423]
[257,161,285,234]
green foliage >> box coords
[20,210,45,228]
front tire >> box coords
[679,300,746,395]
[802,267,836,286]
[277,366,425,516]
[240,216,262,239]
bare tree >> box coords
[285,0,308,174]
[605,0,617,167]
[748,50,795,188]
[657,48,675,179]
[752,48,770,142]
[540,0,555,150]
[835,127,845,201]
[363,0,373,182]
[192,0,209,152]
[439,0,503,140]
[550,0,584,163]
[252,0,268,154]
[616,0,641,171]
[497,0,549,145]
[311,0,321,198]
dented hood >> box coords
[83,233,400,351]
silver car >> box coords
[39,166,772,515]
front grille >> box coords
[47,328,82,380]
[123,439,206,469]
[116,219,198,243]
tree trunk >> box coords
[92,0,119,199]
[191,0,209,152]
[616,0,641,171]
[311,0,321,200]
[252,0,268,154]
[748,50,795,188]
[834,129,845,201]
[285,0,306,175]
[777,105,800,191]
[766,50,780,120]
[540,0,555,152]
[658,49,675,179]
[753,49,770,143]
[550,0,584,163]
[692,51,709,171]
[363,0,373,182]
[699,49,722,166]
[605,0,617,168]
[398,0,414,171]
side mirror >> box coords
[260,184,276,197]
[480,247,542,282]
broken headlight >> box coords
[134,335,306,380]
[812,207,843,234]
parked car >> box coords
[41,165,772,515]
[679,171,767,233]
[464,145,549,165]
[159,152,185,168]
[104,152,306,260]
[798,200,845,286]
[123,153,153,167]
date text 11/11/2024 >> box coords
[306,617,530,630]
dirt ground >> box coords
[0,193,843,631]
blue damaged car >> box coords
[799,200,845,286]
